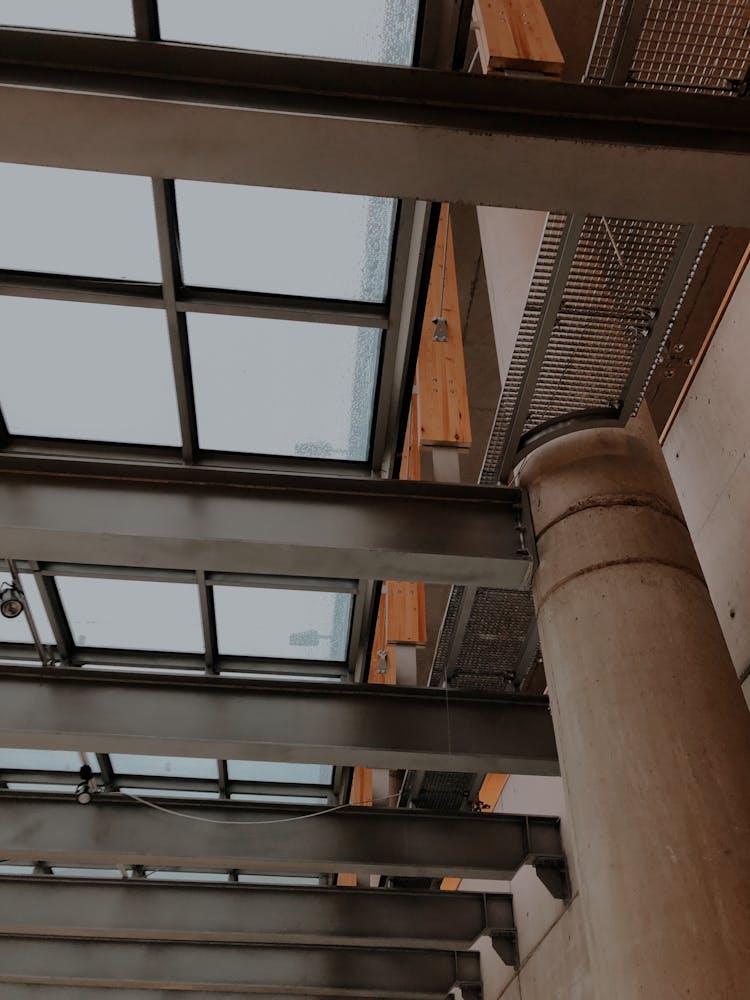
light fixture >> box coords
[0,583,24,619]
[75,764,97,805]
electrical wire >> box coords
[120,789,402,826]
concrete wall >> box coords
[663,260,750,709]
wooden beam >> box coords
[474,0,564,77]
[417,205,472,449]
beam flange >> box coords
[0,29,748,224]
[0,667,558,775]
[0,467,533,587]
[0,936,480,999]
[0,794,564,880]
[0,877,513,949]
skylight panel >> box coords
[110,754,218,780]
[0,748,88,772]
[213,586,351,661]
[0,0,134,34]
[0,297,181,446]
[175,182,396,303]
[0,164,160,281]
[227,761,333,785]
[188,314,380,460]
[158,0,420,65]
[56,577,204,654]
[17,575,56,647]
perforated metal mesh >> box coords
[427,0,731,713]
[411,770,475,811]
[632,0,750,94]
[588,0,750,93]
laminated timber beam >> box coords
[0,937,481,999]
[0,30,748,226]
[0,466,533,588]
[0,667,558,775]
[0,877,515,951]
[0,794,564,880]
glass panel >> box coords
[121,787,218,799]
[18,575,56,647]
[0,748,88,771]
[231,794,328,805]
[188,314,380,459]
[0,297,181,445]
[213,586,351,661]
[0,0,133,33]
[228,760,332,785]
[56,577,204,653]
[147,870,229,882]
[0,164,160,280]
[0,864,35,874]
[52,868,122,879]
[158,0,419,65]
[237,873,321,885]
[8,782,79,791]
[110,754,217,779]
[176,181,395,302]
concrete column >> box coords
[518,408,750,999]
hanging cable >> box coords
[119,789,402,826]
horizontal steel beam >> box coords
[0,467,533,588]
[0,794,564,880]
[0,877,513,949]
[0,668,558,775]
[0,936,480,998]
[0,30,748,224]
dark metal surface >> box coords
[0,467,534,587]
[0,877,513,950]
[0,667,558,775]
[0,936,480,998]
[0,793,565,880]
[0,30,748,223]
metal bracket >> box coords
[490,931,520,970]
[432,316,449,341]
[534,859,571,901]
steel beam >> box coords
[0,936,480,998]
[0,877,513,949]
[0,467,533,588]
[0,30,748,225]
[0,794,564,880]
[0,667,557,775]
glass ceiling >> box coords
[176,182,395,302]
[157,0,419,65]
[0,567,355,676]
[0,0,134,35]
[0,164,160,281]
[0,297,181,446]
[188,315,381,460]
[0,164,398,465]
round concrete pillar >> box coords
[518,409,750,998]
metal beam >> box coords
[0,467,533,588]
[0,794,564,880]
[0,30,748,225]
[0,936,480,998]
[0,877,514,950]
[0,667,558,775]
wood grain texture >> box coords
[386,581,427,645]
[474,0,564,77]
[416,204,472,449]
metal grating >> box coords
[431,588,536,693]
[426,0,737,713]
[411,770,476,811]
[631,0,750,94]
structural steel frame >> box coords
[0,29,748,225]
[0,666,558,776]
[0,793,564,881]
[0,936,481,999]
[0,877,515,951]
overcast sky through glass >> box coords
[0,0,420,818]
